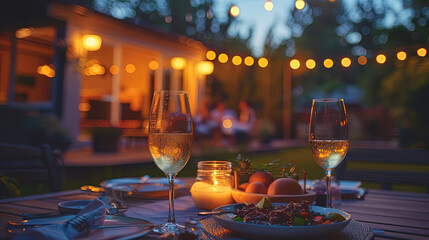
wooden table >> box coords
[1,185,428,239]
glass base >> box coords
[152,222,183,234]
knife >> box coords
[6,222,154,230]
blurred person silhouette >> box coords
[194,97,215,136]
[234,100,257,143]
[209,101,237,145]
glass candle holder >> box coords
[190,161,234,210]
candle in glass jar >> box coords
[190,181,233,210]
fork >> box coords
[65,215,90,232]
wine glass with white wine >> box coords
[309,98,349,208]
[148,90,193,233]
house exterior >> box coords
[0,1,210,140]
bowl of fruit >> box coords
[231,155,316,204]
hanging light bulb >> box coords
[295,0,305,10]
[230,5,239,17]
[264,1,274,12]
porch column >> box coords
[111,45,122,127]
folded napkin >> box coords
[13,199,106,240]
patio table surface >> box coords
[0,178,428,239]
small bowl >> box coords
[58,200,92,214]
[231,189,316,204]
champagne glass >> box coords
[309,98,348,208]
[148,90,193,233]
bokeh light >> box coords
[230,5,239,17]
[110,65,119,74]
[258,58,269,68]
[126,64,136,73]
[206,50,216,60]
[324,59,334,68]
[218,53,228,63]
[306,59,316,69]
[244,56,254,66]
[341,57,352,67]
[376,54,386,64]
[232,56,242,65]
[417,48,427,57]
[197,61,214,75]
[264,1,274,11]
[290,59,300,69]
[149,61,159,70]
[396,51,407,61]
[171,57,187,70]
[295,0,305,10]
[82,35,102,51]
[358,56,367,65]
[223,119,233,129]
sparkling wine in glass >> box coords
[148,90,193,233]
[309,98,348,208]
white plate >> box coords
[100,177,186,198]
[58,200,92,214]
[213,203,351,239]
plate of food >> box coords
[213,197,351,239]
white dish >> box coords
[213,203,351,239]
[58,200,92,214]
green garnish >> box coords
[293,217,305,226]
[233,215,244,222]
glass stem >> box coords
[167,173,176,223]
[325,169,332,208]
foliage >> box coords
[232,154,299,183]
[0,174,20,198]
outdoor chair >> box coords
[336,149,429,192]
[0,143,62,192]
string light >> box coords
[306,59,316,69]
[149,61,159,70]
[126,64,136,73]
[396,51,407,61]
[290,59,300,69]
[206,50,216,60]
[417,48,427,57]
[358,56,367,65]
[376,54,386,64]
[258,58,269,68]
[295,0,305,10]
[264,1,274,11]
[110,65,119,74]
[341,57,352,67]
[232,56,242,65]
[324,59,334,68]
[218,53,228,63]
[230,5,239,17]
[244,56,254,66]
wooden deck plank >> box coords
[339,207,429,221]
[359,221,429,238]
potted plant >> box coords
[89,127,122,152]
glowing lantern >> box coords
[171,57,187,70]
[206,51,216,60]
[376,54,386,64]
[244,56,254,66]
[258,58,269,68]
[341,57,352,67]
[417,48,427,57]
[264,1,274,11]
[358,56,367,65]
[324,59,334,68]
[306,59,316,69]
[82,34,102,51]
[295,0,305,10]
[218,53,228,63]
[197,61,214,75]
[290,59,300,69]
[230,5,239,17]
[149,61,159,70]
[232,56,242,65]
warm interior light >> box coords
[358,56,367,65]
[126,64,136,73]
[396,51,407,61]
[306,59,316,69]
[110,65,119,74]
[295,0,305,10]
[341,57,352,67]
[218,53,228,63]
[258,58,269,68]
[324,59,334,68]
[79,103,91,112]
[82,34,102,51]
[197,61,214,75]
[232,56,242,65]
[244,56,254,66]
[290,59,300,69]
[149,61,159,70]
[16,28,32,38]
[230,5,240,17]
[417,48,427,57]
[376,54,386,64]
[206,50,216,60]
[171,57,187,70]
[37,64,56,78]
[264,1,274,11]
